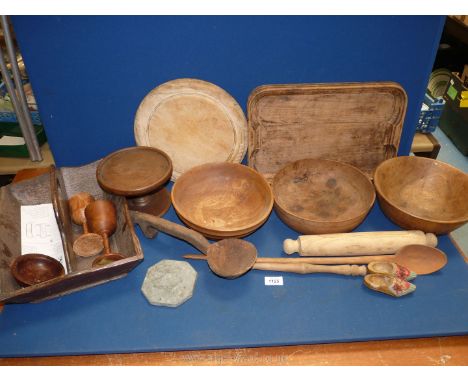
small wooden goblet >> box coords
[68,192,104,257]
[85,199,125,268]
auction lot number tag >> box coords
[264,276,284,286]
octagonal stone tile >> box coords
[141,259,197,308]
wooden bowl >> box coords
[272,159,376,234]
[171,163,273,239]
[10,254,65,287]
[374,156,468,234]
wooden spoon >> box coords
[131,211,366,278]
[184,244,447,275]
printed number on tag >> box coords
[264,276,283,286]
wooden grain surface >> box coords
[374,156,468,235]
[272,158,375,234]
[412,133,436,153]
[134,78,248,181]
[1,336,468,365]
[171,162,273,239]
[247,82,407,182]
[411,133,441,159]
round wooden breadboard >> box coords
[134,78,248,181]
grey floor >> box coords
[432,127,468,253]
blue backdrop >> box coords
[12,16,445,166]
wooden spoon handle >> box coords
[254,255,394,264]
[252,262,367,276]
[183,254,367,275]
[130,210,211,253]
[183,254,394,264]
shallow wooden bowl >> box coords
[374,156,468,234]
[96,146,172,197]
[10,254,65,287]
[272,159,376,234]
[171,163,273,239]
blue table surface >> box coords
[1,196,467,358]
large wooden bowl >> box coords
[171,163,273,239]
[374,156,468,234]
[272,159,376,234]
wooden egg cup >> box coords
[68,192,104,257]
[96,146,173,217]
[85,199,125,268]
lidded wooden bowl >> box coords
[374,156,468,234]
[171,162,273,239]
[272,159,376,234]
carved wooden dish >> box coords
[374,156,468,234]
[273,159,376,234]
[171,163,273,239]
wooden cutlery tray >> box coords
[0,161,143,304]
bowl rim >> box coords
[176,212,268,238]
[272,158,376,224]
[171,162,274,233]
[374,155,468,224]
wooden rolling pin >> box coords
[283,230,437,257]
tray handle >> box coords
[380,120,400,158]
[49,165,74,273]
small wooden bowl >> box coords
[272,159,376,234]
[171,163,273,239]
[10,254,65,287]
[374,156,468,234]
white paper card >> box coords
[21,203,67,273]
[264,276,283,286]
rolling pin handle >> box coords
[351,265,368,276]
[283,239,299,255]
[425,233,438,247]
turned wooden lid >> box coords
[96,146,172,196]
[134,78,248,181]
[247,81,407,182]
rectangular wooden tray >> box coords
[0,162,143,304]
[247,82,407,182]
